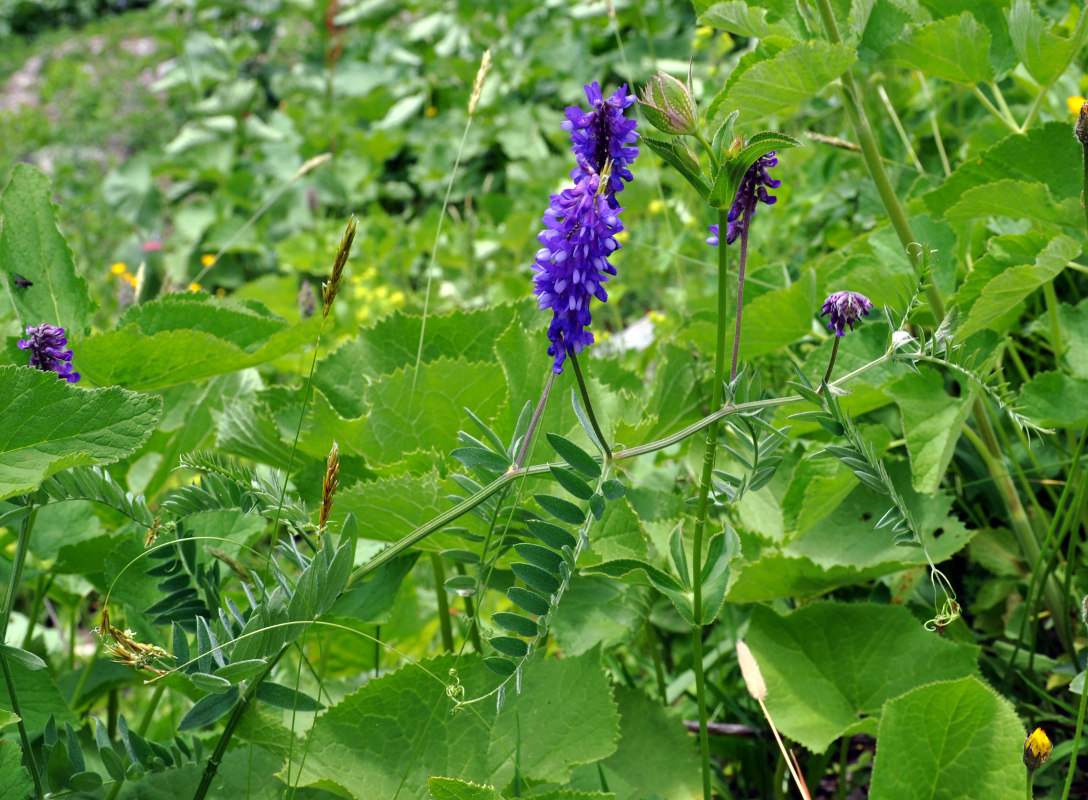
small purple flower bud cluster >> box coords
[821,291,873,336]
[17,323,80,383]
[533,82,639,373]
[706,151,781,247]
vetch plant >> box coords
[17,323,80,383]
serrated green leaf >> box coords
[711,40,855,122]
[891,371,974,494]
[1006,0,1079,85]
[0,366,162,501]
[77,295,320,390]
[546,433,602,478]
[293,652,619,794]
[1018,372,1088,428]
[428,777,507,800]
[880,13,993,83]
[869,677,1024,799]
[0,164,95,334]
[746,602,979,752]
[709,131,803,210]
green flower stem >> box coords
[730,209,752,382]
[813,0,1074,657]
[193,650,285,800]
[0,506,43,800]
[1062,665,1088,800]
[645,623,668,705]
[430,552,455,652]
[689,206,733,800]
[513,371,557,471]
[821,337,841,386]
[570,351,612,462]
[1082,129,1088,240]
[1028,769,1036,800]
[835,735,850,800]
[347,358,888,588]
[970,85,1018,132]
[454,563,482,652]
[19,573,50,650]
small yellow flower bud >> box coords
[201,254,216,267]
[188,282,202,292]
[1024,727,1052,771]
[110,262,127,275]
[1068,96,1087,116]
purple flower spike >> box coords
[706,224,720,246]
[707,151,781,246]
[563,82,640,208]
[533,82,639,373]
[17,323,80,383]
[821,291,873,337]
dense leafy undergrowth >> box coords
[2,1,1088,798]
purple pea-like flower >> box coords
[17,323,80,383]
[821,291,873,337]
[707,151,781,246]
[532,83,639,373]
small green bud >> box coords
[638,66,698,136]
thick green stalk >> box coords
[813,0,1073,655]
[689,207,732,800]
[0,506,43,799]
[430,552,455,652]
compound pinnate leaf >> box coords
[746,602,978,752]
[0,366,162,501]
[869,677,1025,800]
[0,163,95,335]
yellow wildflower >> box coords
[201,254,216,267]
[188,282,202,292]
[1024,727,1052,771]
[110,262,127,275]
[1068,96,1087,116]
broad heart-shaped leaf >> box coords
[728,465,975,602]
[428,778,506,800]
[711,40,855,122]
[1006,0,1082,86]
[0,366,162,501]
[890,370,974,495]
[694,0,805,39]
[0,163,95,334]
[869,677,1025,799]
[77,294,320,390]
[956,234,1079,340]
[879,12,993,83]
[1018,372,1088,428]
[0,656,76,732]
[745,602,979,752]
[569,686,701,800]
[0,736,34,799]
[292,651,619,797]
[922,122,1082,218]
[943,180,1083,229]
[348,356,508,465]
[708,131,803,210]
[313,302,534,418]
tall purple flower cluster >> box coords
[706,151,781,246]
[532,82,639,373]
[18,323,80,383]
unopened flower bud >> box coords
[1024,727,1052,771]
[638,68,698,136]
[1076,100,1088,145]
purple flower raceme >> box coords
[821,291,873,336]
[533,83,639,373]
[17,323,80,383]
[706,150,781,246]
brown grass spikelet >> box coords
[96,604,173,676]
[318,440,340,535]
[469,49,492,116]
[322,216,357,318]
